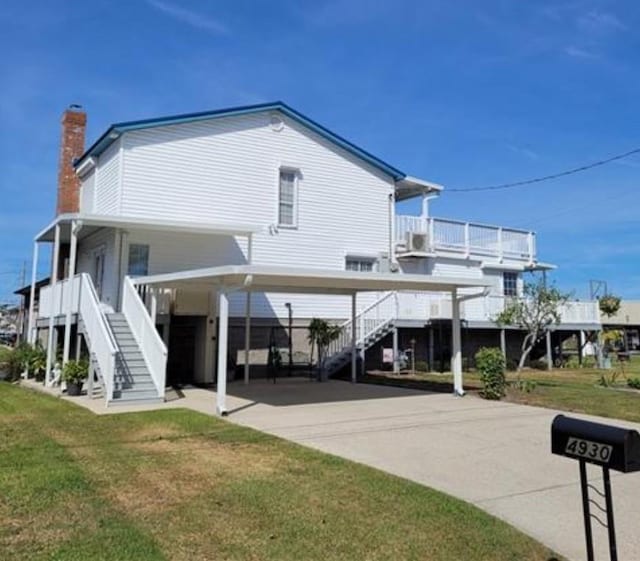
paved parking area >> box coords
[226,378,640,561]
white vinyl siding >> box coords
[79,169,95,213]
[278,170,297,227]
[117,112,393,319]
[94,139,121,214]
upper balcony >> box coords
[395,215,536,263]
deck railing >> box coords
[38,275,82,318]
[395,215,536,262]
[392,292,600,325]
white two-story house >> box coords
[28,102,600,413]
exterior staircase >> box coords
[105,313,163,404]
[324,292,397,377]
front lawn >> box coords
[365,357,640,423]
[0,383,559,561]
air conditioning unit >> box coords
[406,232,429,253]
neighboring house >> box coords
[29,103,600,411]
[601,301,640,352]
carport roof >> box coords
[135,265,491,295]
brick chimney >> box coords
[56,105,87,215]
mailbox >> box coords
[551,414,640,473]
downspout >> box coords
[388,192,396,266]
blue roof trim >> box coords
[75,102,406,180]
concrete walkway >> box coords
[25,377,640,560]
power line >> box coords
[447,146,640,193]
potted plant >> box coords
[62,359,89,396]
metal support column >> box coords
[216,290,229,416]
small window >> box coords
[346,257,376,272]
[128,244,149,276]
[503,272,518,297]
[278,170,297,227]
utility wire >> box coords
[448,146,640,193]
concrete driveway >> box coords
[225,378,640,561]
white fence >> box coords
[396,215,536,261]
[122,276,167,398]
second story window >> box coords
[346,257,376,272]
[128,244,149,276]
[278,169,297,227]
[503,272,518,297]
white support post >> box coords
[428,217,435,252]
[216,289,229,416]
[244,292,251,385]
[27,242,39,345]
[351,293,357,383]
[149,288,158,324]
[392,292,400,374]
[527,232,535,264]
[500,329,507,360]
[360,311,366,377]
[62,220,79,365]
[451,288,463,396]
[464,222,470,257]
[497,227,504,261]
[546,329,552,371]
[45,224,60,386]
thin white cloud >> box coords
[507,144,539,160]
[145,0,228,35]
[578,10,627,33]
[564,45,599,59]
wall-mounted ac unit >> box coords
[406,232,429,253]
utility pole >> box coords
[17,261,26,344]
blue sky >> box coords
[1,0,639,303]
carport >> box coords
[137,265,489,415]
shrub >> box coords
[627,377,640,390]
[414,360,429,373]
[529,359,547,371]
[475,347,506,400]
[62,359,89,385]
[565,356,580,369]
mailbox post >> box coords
[551,415,640,561]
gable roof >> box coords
[75,101,406,180]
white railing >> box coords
[122,276,167,398]
[38,276,82,318]
[393,293,600,325]
[395,215,536,262]
[78,274,118,402]
[326,292,396,360]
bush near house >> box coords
[475,347,506,400]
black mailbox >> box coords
[551,414,640,473]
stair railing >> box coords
[326,292,397,359]
[122,276,167,399]
[78,273,118,403]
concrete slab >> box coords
[22,377,640,560]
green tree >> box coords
[599,294,621,318]
[495,278,570,372]
[307,318,342,379]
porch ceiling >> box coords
[134,264,491,295]
[35,213,262,243]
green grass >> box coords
[0,382,560,561]
[366,357,640,423]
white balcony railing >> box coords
[392,292,600,326]
[38,275,82,318]
[395,215,536,262]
